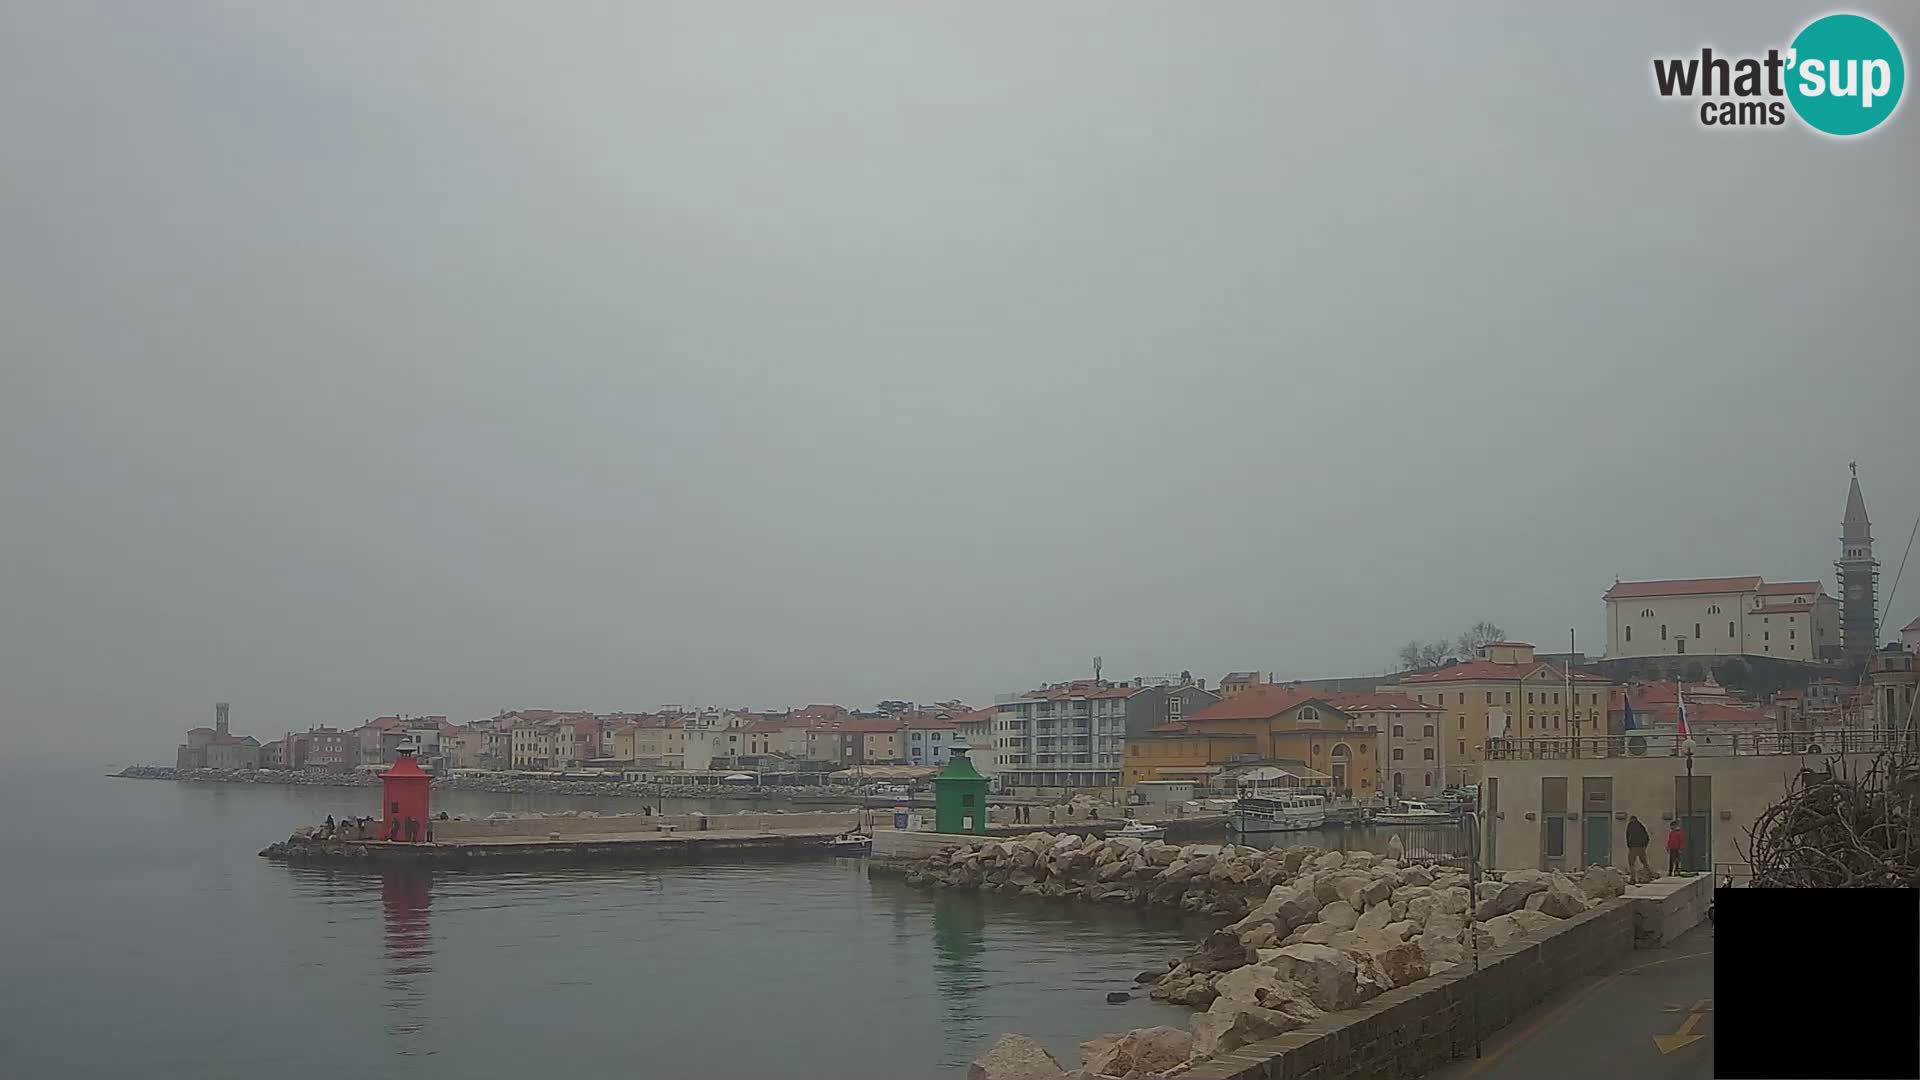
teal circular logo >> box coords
[1786,14,1905,136]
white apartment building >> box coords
[1603,576,1839,662]
[989,680,1132,790]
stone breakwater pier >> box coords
[883,833,1710,1080]
[260,810,869,867]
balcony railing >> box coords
[1483,727,1903,761]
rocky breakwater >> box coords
[961,842,1630,1080]
[906,834,1300,918]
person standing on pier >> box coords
[1625,815,1651,877]
[1665,820,1685,876]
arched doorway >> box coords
[1331,743,1352,794]
[1393,772,1404,794]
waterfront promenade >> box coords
[1424,924,1713,1080]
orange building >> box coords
[1125,686,1379,795]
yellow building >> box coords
[1125,730,1257,784]
[1126,686,1379,796]
[1389,642,1613,786]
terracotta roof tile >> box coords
[1401,659,1608,684]
[1324,692,1443,713]
[1603,576,1763,600]
[1184,686,1341,723]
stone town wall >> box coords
[1180,902,1635,1080]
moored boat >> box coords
[1372,800,1454,825]
[1111,821,1165,840]
[824,833,872,854]
[1228,793,1327,834]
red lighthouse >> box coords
[381,745,431,843]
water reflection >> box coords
[380,871,433,1044]
[931,891,988,1062]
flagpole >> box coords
[1566,627,1575,755]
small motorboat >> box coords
[1372,800,1454,825]
[1111,821,1165,840]
[825,833,872,855]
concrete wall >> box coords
[1481,750,1880,873]
[1183,902,1636,1080]
[1625,874,1714,947]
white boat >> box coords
[1229,794,1327,834]
[1111,821,1165,840]
[824,833,872,854]
[1372,800,1454,825]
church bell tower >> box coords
[1837,462,1879,665]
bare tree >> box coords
[1398,639,1456,671]
[1455,621,1506,658]
[1398,622,1506,671]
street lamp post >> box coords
[1682,736,1698,873]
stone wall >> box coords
[1179,902,1635,1080]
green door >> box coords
[1683,812,1711,873]
[1584,815,1611,867]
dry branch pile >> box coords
[1746,750,1920,888]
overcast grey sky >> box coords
[3,3,1916,761]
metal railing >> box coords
[1483,727,1901,760]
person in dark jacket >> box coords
[1625,815,1651,876]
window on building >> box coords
[1505,692,1512,704]
[1625,625,1633,642]
[1642,608,1654,617]
[1393,749,1405,760]
[1392,724,1404,737]
[1456,693,1465,705]
[1458,740,1467,755]
[1458,717,1465,730]
[1527,692,1535,705]
[1424,772,1433,786]
[1708,605,1720,615]
[1660,624,1668,640]
[1485,691,1493,704]
[1424,748,1435,759]
[1789,629,1796,640]
[1764,631,1770,641]
[1300,707,1317,720]
[1694,623,1701,639]
[1729,621,1735,638]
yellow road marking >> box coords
[1655,1010,1708,1054]
[1452,949,1713,1077]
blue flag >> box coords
[1621,696,1637,732]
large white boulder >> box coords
[968,1034,1066,1080]
[1317,900,1359,931]
[1080,1026,1193,1078]
[1262,944,1361,1012]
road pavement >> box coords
[1426,923,1715,1080]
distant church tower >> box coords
[1837,463,1879,664]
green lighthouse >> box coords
[932,745,990,835]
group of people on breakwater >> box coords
[313,811,451,843]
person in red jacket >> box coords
[1666,820,1686,875]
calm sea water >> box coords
[0,766,1210,1079]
